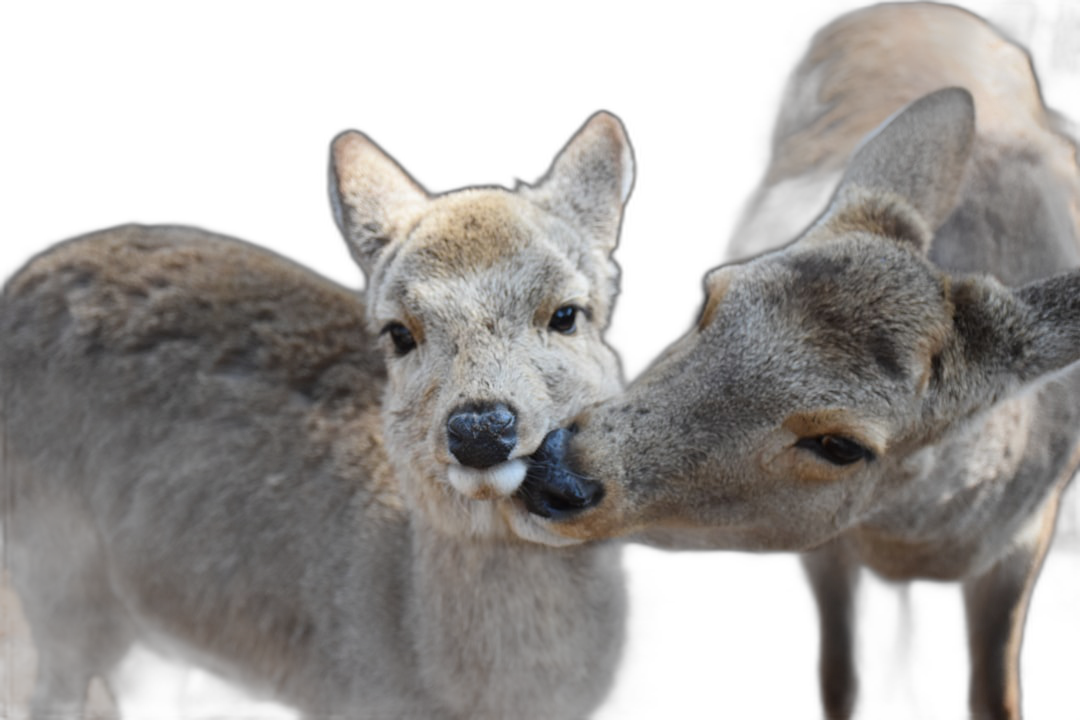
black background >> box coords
[8,2,1080,716]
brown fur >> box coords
[1,113,634,718]
[523,5,1080,719]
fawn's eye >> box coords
[795,435,873,466]
[381,322,417,355]
[549,305,580,335]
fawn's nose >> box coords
[446,402,518,469]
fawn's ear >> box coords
[329,131,429,278]
[525,111,635,253]
[934,270,1080,415]
[819,88,976,253]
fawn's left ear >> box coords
[525,111,635,254]
[819,87,976,254]
[934,269,1080,415]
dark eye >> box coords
[381,322,417,355]
[795,435,873,466]
[549,305,580,335]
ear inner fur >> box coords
[800,87,976,257]
[524,111,635,248]
[839,87,976,231]
[329,130,429,277]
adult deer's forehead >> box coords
[700,244,948,394]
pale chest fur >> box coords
[407,527,626,720]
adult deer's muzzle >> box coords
[519,426,605,518]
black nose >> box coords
[518,426,604,518]
[446,402,518,469]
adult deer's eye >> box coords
[795,435,873,466]
[549,305,580,335]
[381,322,417,355]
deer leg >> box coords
[962,495,1059,720]
[802,542,860,720]
[8,490,131,720]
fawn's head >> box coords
[330,113,631,541]
[521,89,1080,548]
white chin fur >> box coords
[508,511,584,548]
[447,459,527,498]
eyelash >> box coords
[794,435,874,466]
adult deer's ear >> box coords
[817,88,976,254]
[932,270,1080,416]
[329,131,429,279]
[525,111,635,254]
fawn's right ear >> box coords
[524,111,635,254]
[329,131,429,278]
[818,87,976,254]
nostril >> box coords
[447,403,517,439]
[446,414,473,441]
[485,405,516,437]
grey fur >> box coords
[525,5,1080,719]
[1,112,633,718]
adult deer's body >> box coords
[521,5,1080,719]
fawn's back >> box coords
[1,225,423,713]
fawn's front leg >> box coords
[802,541,861,720]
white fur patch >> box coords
[619,139,635,203]
[507,510,584,548]
[447,459,527,498]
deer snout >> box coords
[519,426,605,519]
[446,402,518,469]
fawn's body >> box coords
[1,113,633,718]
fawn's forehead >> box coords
[374,189,585,318]
[402,189,542,273]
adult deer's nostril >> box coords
[446,402,518,469]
